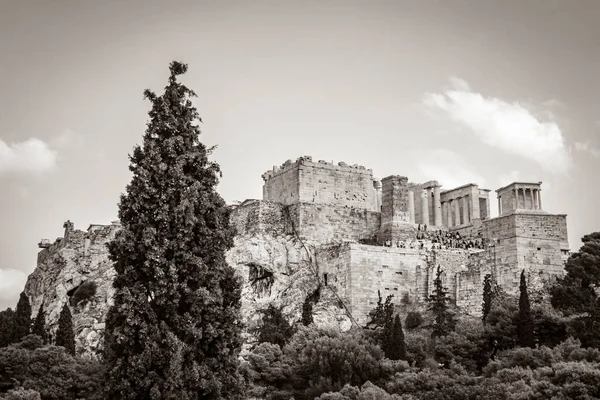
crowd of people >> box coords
[359,224,487,250]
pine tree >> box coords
[55,303,75,355]
[428,266,456,338]
[104,61,243,399]
[32,304,48,343]
[383,314,406,360]
[482,273,493,324]
[517,270,535,348]
[12,292,32,344]
[0,308,14,347]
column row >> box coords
[513,187,542,210]
[408,186,442,226]
[442,195,472,228]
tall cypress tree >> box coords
[32,303,48,343]
[55,303,76,355]
[104,62,243,399]
[12,292,32,344]
[384,314,406,360]
[517,270,535,348]
[482,273,493,324]
[0,308,14,347]
[428,266,456,338]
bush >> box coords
[70,281,97,306]
[2,387,41,400]
[405,312,423,330]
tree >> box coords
[31,304,47,344]
[12,292,32,344]
[551,232,600,347]
[103,61,243,399]
[366,290,394,329]
[253,305,295,348]
[482,273,493,324]
[428,266,456,338]
[55,303,75,355]
[384,314,406,360]
[0,308,14,347]
[516,270,535,348]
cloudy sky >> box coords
[1,0,599,309]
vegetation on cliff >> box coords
[103,61,243,399]
[55,303,75,355]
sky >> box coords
[0,0,599,309]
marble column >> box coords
[530,189,535,209]
[433,186,442,227]
[462,195,470,224]
[498,196,502,216]
[454,198,461,226]
[513,188,518,210]
[538,189,542,210]
[421,189,429,225]
[447,201,453,227]
[408,190,415,223]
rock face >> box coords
[25,222,118,359]
[226,233,352,352]
[25,219,351,358]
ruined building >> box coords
[24,155,570,357]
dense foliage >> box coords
[0,335,104,399]
[103,61,243,399]
[253,305,295,348]
[551,232,600,348]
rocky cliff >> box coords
[24,218,352,359]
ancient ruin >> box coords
[24,155,570,357]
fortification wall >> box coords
[288,203,381,243]
[345,244,428,324]
[262,156,376,210]
[229,200,290,237]
[317,243,352,305]
[515,213,568,281]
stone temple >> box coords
[24,155,570,357]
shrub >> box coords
[2,387,41,400]
[405,312,423,330]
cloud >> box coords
[0,138,57,176]
[50,128,84,149]
[0,268,27,306]
[423,79,571,174]
[417,149,486,189]
[574,141,600,158]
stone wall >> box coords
[345,244,428,324]
[288,202,381,243]
[229,200,290,237]
[262,156,376,210]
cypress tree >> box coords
[12,292,32,344]
[55,303,75,355]
[428,266,456,338]
[301,296,313,326]
[104,61,243,399]
[0,308,14,347]
[384,314,406,360]
[482,273,493,324]
[32,303,48,343]
[517,270,535,348]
